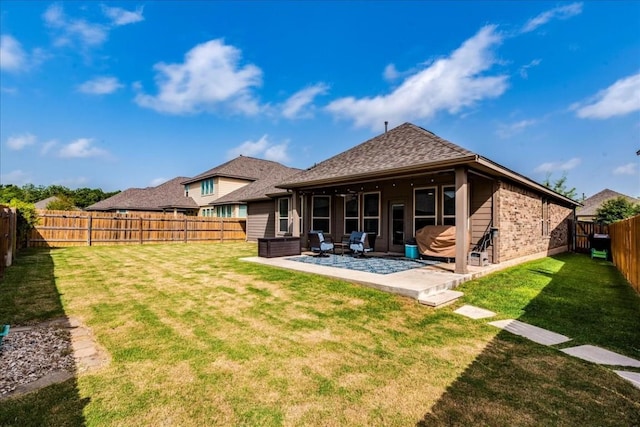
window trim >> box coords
[201,178,215,196]
[344,194,359,235]
[277,197,290,234]
[442,185,456,226]
[362,192,380,237]
[414,186,437,233]
[311,195,331,233]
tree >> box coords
[46,195,76,210]
[543,172,577,200]
[595,196,640,224]
[8,199,38,247]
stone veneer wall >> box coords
[497,181,572,262]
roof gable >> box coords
[183,156,291,185]
[87,177,198,211]
[212,164,303,204]
[280,122,475,187]
[577,189,639,216]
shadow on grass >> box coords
[417,253,640,426]
[0,248,89,427]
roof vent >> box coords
[384,121,388,133]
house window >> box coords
[216,205,233,218]
[238,204,247,218]
[363,192,380,236]
[201,208,214,217]
[442,186,456,226]
[201,178,215,196]
[414,187,437,233]
[278,198,290,234]
[184,184,189,197]
[312,195,331,232]
[542,198,550,236]
[344,195,359,234]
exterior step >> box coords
[418,290,464,307]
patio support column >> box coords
[455,166,469,274]
[291,190,300,237]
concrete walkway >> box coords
[454,306,640,390]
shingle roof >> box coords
[212,163,303,205]
[577,189,639,216]
[279,122,475,188]
[182,156,289,185]
[86,177,198,211]
[34,196,61,209]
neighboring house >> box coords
[181,156,299,219]
[212,163,303,241]
[274,122,580,273]
[576,189,639,221]
[86,177,199,215]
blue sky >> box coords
[1,1,639,199]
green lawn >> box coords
[1,244,639,426]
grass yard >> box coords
[0,243,639,426]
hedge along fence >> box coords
[609,214,639,294]
[28,210,247,248]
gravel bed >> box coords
[0,326,75,396]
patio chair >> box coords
[307,231,334,257]
[349,231,373,257]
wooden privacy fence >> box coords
[609,215,639,294]
[573,220,609,253]
[0,205,17,279]
[29,210,246,247]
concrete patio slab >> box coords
[242,255,473,300]
[614,371,640,390]
[561,345,640,367]
[454,304,496,319]
[488,319,571,346]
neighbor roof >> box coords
[577,189,639,217]
[279,122,579,207]
[182,155,289,185]
[211,163,303,205]
[86,177,198,211]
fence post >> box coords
[87,214,93,246]
[139,217,143,245]
[220,219,224,242]
[184,218,188,243]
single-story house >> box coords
[181,156,299,219]
[86,177,199,215]
[265,122,580,273]
[576,189,639,222]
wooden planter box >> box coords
[258,237,301,258]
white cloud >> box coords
[383,64,400,81]
[534,157,581,173]
[52,176,88,187]
[41,139,58,155]
[135,39,263,115]
[281,83,328,119]
[7,133,37,150]
[102,5,144,26]
[43,4,108,49]
[227,135,290,163]
[519,58,542,78]
[325,25,508,130]
[613,163,637,176]
[521,3,583,33]
[0,169,32,186]
[78,76,124,95]
[59,138,108,158]
[572,73,640,119]
[150,177,168,187]
[496,119,537,139]
[0,35,26,72]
